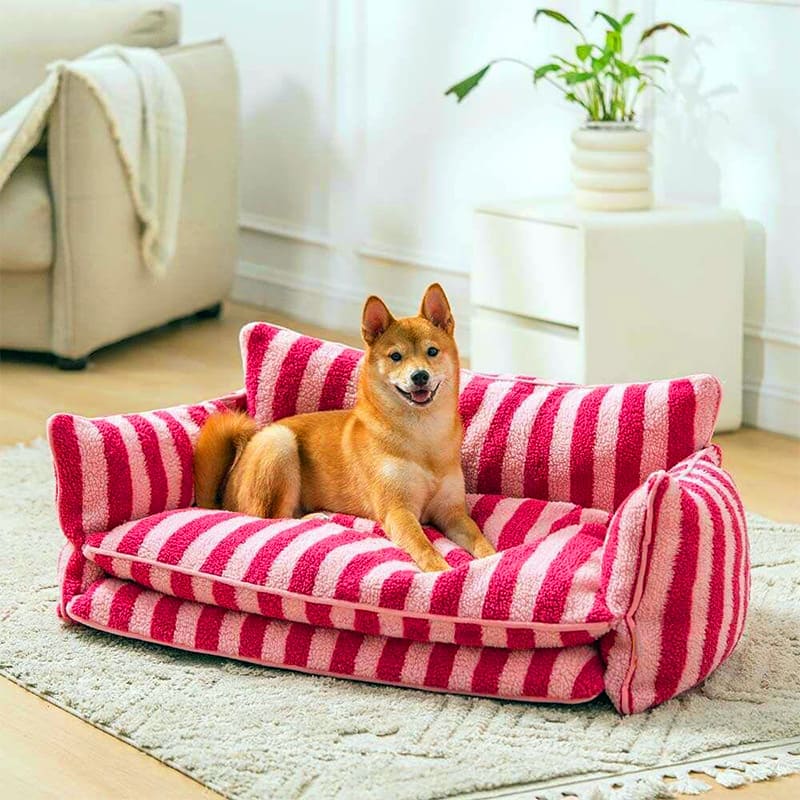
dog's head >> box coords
[360,284,459,411]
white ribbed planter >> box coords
[571,122,653,211]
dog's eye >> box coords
[427,347,439,357]
[389,352,402,362]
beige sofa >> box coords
[0,1,239,368]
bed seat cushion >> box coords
[65,577,605,703]
[82,494,615,649]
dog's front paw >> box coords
[418,552,450,572]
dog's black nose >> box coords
[411,369,429,387]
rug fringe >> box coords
[532,744,800,799]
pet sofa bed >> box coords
[49,322,749,714]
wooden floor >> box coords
[1,301,798,799]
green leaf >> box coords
[621,12,635,27]
[616,60,641,79]
[533,63,561,82]
[592,52,612,72]
[444,64,492,102]
[593,11,621,32]
[565,72,594,85]
[605,30,622,54]
[576,43,593,61]
[640,21,689,43]
[534,8,582,34]
[639,54,669,63]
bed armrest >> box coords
[48,389,246,544]
[599,447,749,713]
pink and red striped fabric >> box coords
[81,495,613,649]
[48,389,247,543]
[47,323,748,713]
[241,322,722,512]
[599,446,749,713]
[65,577,605,703]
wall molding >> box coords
[239,212,331,249]
[357,241,468,276]
[743,381,800,438]
[233,259,471,354]
[743,380,800,404]
[239,214,469,277]
[236,259,416,315]
[743,322,800,348]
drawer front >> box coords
[473,212,582,327]
[469,307,582,383]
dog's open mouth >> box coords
[396,385,438,406]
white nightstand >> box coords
[471,199,744,430]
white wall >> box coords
[646,0,800,436]
[179,0,799,436]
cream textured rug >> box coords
[1,441,799,800]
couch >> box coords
[48,322,750,714]
[0,1,238,368]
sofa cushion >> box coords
[82,495,614,649]
[0,1,180,113]
[241,322,723,512]
[0,156,52,272]
[66,577,606,703]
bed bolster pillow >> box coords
[599,446,750,713]
[240,322,723,511]
[47,389,247,543]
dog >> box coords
[193,283,495,572]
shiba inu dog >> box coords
[193,284,495,572]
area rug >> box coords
[1,440,798,800]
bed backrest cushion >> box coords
[242,323,722,511]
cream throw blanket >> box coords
[0,46,186,277]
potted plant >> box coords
[445,9,688,211]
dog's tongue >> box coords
[411,389,431,403]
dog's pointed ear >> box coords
[420,283,454,336]
[362,295,394,345]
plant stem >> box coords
[489,57,539,72]
[542,75,592,114]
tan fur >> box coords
[193,284,495,571]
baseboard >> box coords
[742,328,799,437]
[743,382,800,438]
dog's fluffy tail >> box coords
[194,411,258,508]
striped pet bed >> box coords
[49,323,749,713]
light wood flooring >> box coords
[1,301,798,799]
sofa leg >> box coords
[56,355,89,371]
[196,302,223,320]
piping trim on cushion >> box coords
[617,470,670,715]
[64,595,604,704]
[82,544,618,635]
